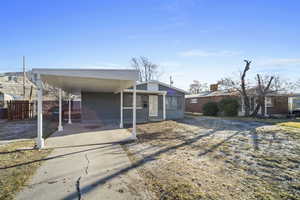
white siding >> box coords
[147,83,159,91]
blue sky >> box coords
[0,0,300,90]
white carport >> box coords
[32,68,139,149]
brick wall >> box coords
[267,96,289,115]
[186,95,289,116]
[186,96,236,113]
[43,100,81,120]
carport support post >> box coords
[163,93,166,120]
[132,82,137,139]
[120,90,123,128]
[58,88,63,131]
[36,74,44,149]
[68,94,72,124]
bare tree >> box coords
[219,60,293,117]
[189,80,209,94]
[297,79,300,88]
[272,76,298,93]
[252,75,297,117]
[218,77,240,92]
[219,60,252,116]
[240,60,252,116]
[251,74,274,117]
[131,57,160,82]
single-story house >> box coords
[31,68,186,149]
[82,80,186,124]
[0,92,15,119]
[186,85,291,117]
[0,92,15,108]
[288,94,300,116]
[0,72,37,101]
[186,90,237,114]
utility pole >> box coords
[23,56,26,98]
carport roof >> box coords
[32,68,139,93]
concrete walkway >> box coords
[16,123,152,200]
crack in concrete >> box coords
[76,176,82,200]
[84,153,90,175]
[75,153,90,200]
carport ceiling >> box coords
[32,68,139,93]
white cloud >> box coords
[256,58,300,67]
[178,49,241,57]
[159,61,182,67]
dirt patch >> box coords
[124,118,300,200]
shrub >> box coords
[203,102,219,116]
[218,98,239,116]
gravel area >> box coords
[123,116,300,200]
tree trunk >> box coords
[261,96,266,117]
[251,101,261,117]
[241,60,251,117]
[255,74,274,118]
[243,96,250,117]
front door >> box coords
[149,95,158,117]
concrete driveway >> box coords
[16,123,152,200]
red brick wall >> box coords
[42,100,81,119]
[267,96,289,115]
[185,96,236,113]
[186,95,289,116]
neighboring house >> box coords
[186,90,238,114]
[82,80,187,124]
[186,85,291,117]
[288,94,300,116]
[0,92,16,119]
[0,71,66,102]
[239,91,290,117]
[0,72,37,101]
[0,92,16,108]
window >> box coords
[265,97,273,107]
[294,98,300,109]
[190,98,198,104]
[167,96,182,110]
[124,94,143,108]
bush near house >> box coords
[218,98,239,117]
[203,102,219,116]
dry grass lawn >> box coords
[0,140,52,200]
[278,122,300,129]
[185,113,300,125]
[125,119,300,200]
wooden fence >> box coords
[7,100,35,120]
